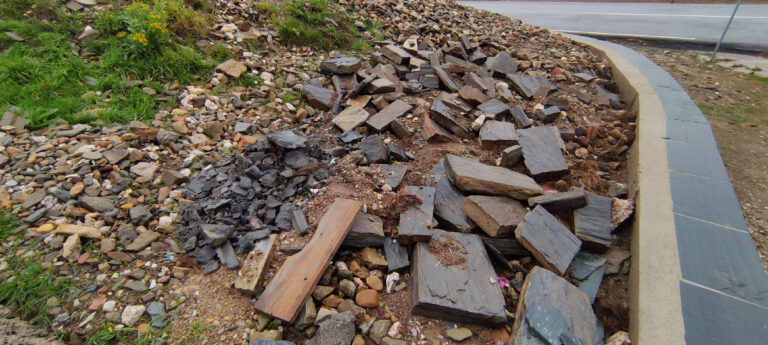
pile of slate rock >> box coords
[176,130,333,273]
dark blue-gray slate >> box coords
[525,302,570,345]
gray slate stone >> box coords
[81,196,115,212]
[301,84,334,110]
[528,189,588,212]
[343,213,385,247]
[517,126,569,180]
[433,176,471,233]
[574,192,612,248]
[201,224,234,248]
[320,56,361,74]
[307,311,356,345]
[268,130,307,149]
[359,135,388,164]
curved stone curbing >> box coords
[566,35,768,345]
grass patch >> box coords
[0,255,72,325]
[0,211,18,242]
[258,0,367,50]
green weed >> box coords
[152,0,214,38]
[259,0,362,49]
[0,256,72,325]
[0,211,18,242]
[177,321,210,345]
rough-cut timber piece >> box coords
[390,119,411,138]
[359,135,388,164]
[477,99,510,119]
[528,189,588,213]
[234,235,277,293]
[444,154,543,200]
[501,145,523,168]
[509,267,600,345]
[301,84,334,110]
[366,99,412,132]
[517,126,569,180]
[254,199,362,322]
[429,100,472,138]
[491,51,518,77]
[481,237,529,257]
[479,120,518,150]
[411,230,507,326]
[510,105,533,128]
[458,85,488,106]
[422,116,454,143]
[434,176,472,233]
[398,186,436,244]
[381,44,411,65]
[383,236,410,271]
[332,105,369,132]
[574,192,612,249]
[433,65,459,92]
[343,213,385,247]
[462,195,526,238]
[515,206,581,275]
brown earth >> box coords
[619,41,768,271]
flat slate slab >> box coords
[433,176,472,233]
[332,105,369,132]
[430,100,472,138]
[462,195,526,238]
[301,84,334,110]
[343,213,385,247]
[434,65,459,92]
[366,99,412,132]
[510,267,600,345]
[479,120,518,150]
[510,105,533,128]
[444,154,543,200]
[517,126,569,180]
[383,236,410,271]
[398,186,436,244]
[379,164,407,189]
[359,135,388,164]
[528,189,587,213]
[477,98,511,119]
[411,229,507,326]
[381,44,411,65]
[573,192,612,249]
[515,206,581,275]
[422,116,454,143]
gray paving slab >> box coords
[669,171,748,231]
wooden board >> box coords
[411,229,507,326]
[515,206,581,275]
[509,267,600,345]
[517,126,569,181]
[444,154,543,200]
[397,186,436,244]
[254,199,362,322]
[462,195,526,238]
[366,99,412,132]
[234,234,277,294]
[574,192,612,249]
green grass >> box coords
[0,211,18,242]
[0,256,72,325]
[177,321,209,345]
[85,322,169,345]
[258,0,367,50]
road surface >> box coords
[459,1,768,51]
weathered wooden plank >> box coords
[434,176,472,233]
[515,206,581,275]
[574,192,612,249]
[411,230,507,326]
[462,195,526,238]
[383,236,410,272]
[429,100,472,138]
[517,126,569,181]
[444,154,543,200]
[254,199,362,322]
[234,234,277,294]
[479,120,518,150]
[528,189,587,213]
[365,99,412,132]
[509,267,600,345]
[397,186,436,244]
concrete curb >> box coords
[566,34,768,345]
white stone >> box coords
[121,305,146,326]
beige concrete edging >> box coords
[565,36,686,345]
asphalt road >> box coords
[459,1,768,51]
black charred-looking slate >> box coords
[387,143,413,162]
[383,236,410,271]
[479,120,518,150]
[359,135,388,164]
[528,189,588,213]
[301,84,334,110]
[573,192,612,249]
[517,126,569,180]
[430,100,472,138]
[481,237,529,257]
[378,164,407,189]
[365,99,412,132]
[510,105,533,128]
[510,267,600,345]
[477,99,511,119]
[515,206,581,275]
[343,213,385,247]
[411,229,507,326]
[490,51,517,77]
[433,65,460,92]
[398,186,436,244]
[444,154,543,200]
[434,176,471,233]
[268,130,307,149]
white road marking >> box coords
[554,30,698,41]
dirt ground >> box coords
[615,41,768,271]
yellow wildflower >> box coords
[131,33,148,46]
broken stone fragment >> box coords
[343,213,385,247]
[381,44,411,65]
[501,145,523,168]
[444,154,543,200]
[515,206,581,275]
[574,192,612,249]
[479,120,518,150]
[320,56,361,74]
[216,59,247,78]
[477,98,511,119]
[359,135,388,164]
[490,51,517,77]
[301,84,334,110]
[528,189,588,213]
[462,195,526,238]
[517,126,569,180]
[332,105,369,132]
[429,100,471,138]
